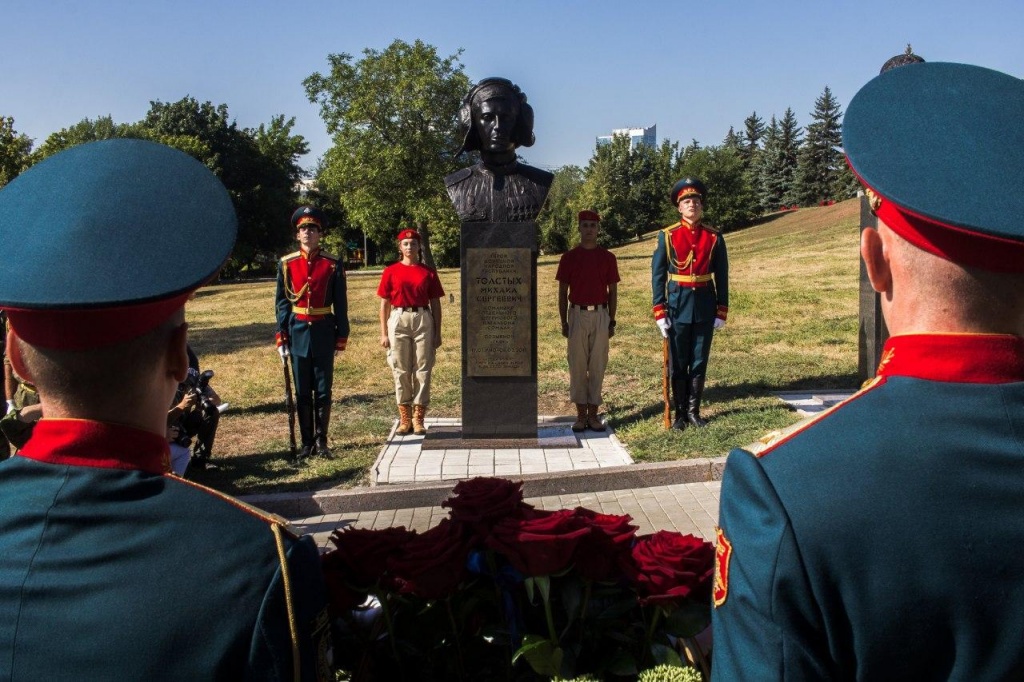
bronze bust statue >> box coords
[446,77,553,223]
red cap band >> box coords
[856,169,1024,273]
[5,291,190,350]
[397,229,421,242]
[578,210,600,222]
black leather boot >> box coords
[314,401,333,458]
[671,378,689,430]
[296,403,315,461]
[687,375,709,428]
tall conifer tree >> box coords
[794,86,844,205]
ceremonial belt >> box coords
[670,273,714,286]
[292,305,332,316]
[395,306,429,313]
[571,303,608,311]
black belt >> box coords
[571,303,607,311]
[396,306,428,312]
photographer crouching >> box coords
[166,345,222,475]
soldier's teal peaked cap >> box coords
[843,62,1024,272]
[0,139,237,348]
[670,177,707,206]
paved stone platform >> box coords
[292,480,722,552]
[256,390,857,550]
[372,416,633,485]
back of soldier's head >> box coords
[0,139,237,402]
[844,62,1024,276]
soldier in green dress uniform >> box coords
[0,139,333,681]
[712,62,1024,680]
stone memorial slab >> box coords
[465,247,532,377]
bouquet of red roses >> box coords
[322,477,714,681]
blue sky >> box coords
[4,0,1022,172]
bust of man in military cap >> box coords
[445,77,554,223]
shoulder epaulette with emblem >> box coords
[444,167,473,188]
[703,223,722,234]
[661,222,679,234]
[319,251,339,262]
[281,251,301,263]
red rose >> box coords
[627,531,715,606]
[572,508,638,582]
[486,508,591,577]
[387,519,471,600]
[321,549,368,615]
[327,525,414,589]
[441,477,533,539]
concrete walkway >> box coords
[373,416,632,484]
[247,390,856,551]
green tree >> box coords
[0,116,33,188]
[740,111,765,169]
[722,126,742,152]
[794,86,846,206]
[141,97,306,272]
[630,139,679,235]
[577,135,677,244]
[779,107,802,206]
[755,116,787,213]
[677,145,756,230]
[304,39,471,267]
[537,164,584,254]
[33,115,133,160]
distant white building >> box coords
[295,178,316,196]
[596,124,657,150]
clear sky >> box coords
[4,0,1022,173]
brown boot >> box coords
[412,405,427,435]
[587,404,606,432]
[572,404,587,432]
[396,404,412,435]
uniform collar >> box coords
[877,333,1024,384]
[17,418,171,474]
[300,246,320,260]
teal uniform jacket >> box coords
[651,221,728,325]
[275,249,349,360]
[712,334,1024,680]
[0,419,333,681]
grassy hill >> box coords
[188,199,861,494]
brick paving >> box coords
[372,416,632,484]
[281,391,853,550]
[291,480,722,552]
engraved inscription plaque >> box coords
[465,247,532,376]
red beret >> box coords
[396,228,421,242]
[578,210,600,222]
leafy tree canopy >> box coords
[304,39,471,267]
[0,116,34,188]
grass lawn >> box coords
[189,199,861,495]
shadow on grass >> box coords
[608,372,861,428]
[190,322,278,356]
[189,448,369,496]
[232,394,385,418]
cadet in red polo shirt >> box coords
[377,229,445,435]
[556,210,620,431]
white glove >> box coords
[714,318,726,330]
[277,344,290,359]
[656,317,670,339]
[6,400,14,415]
